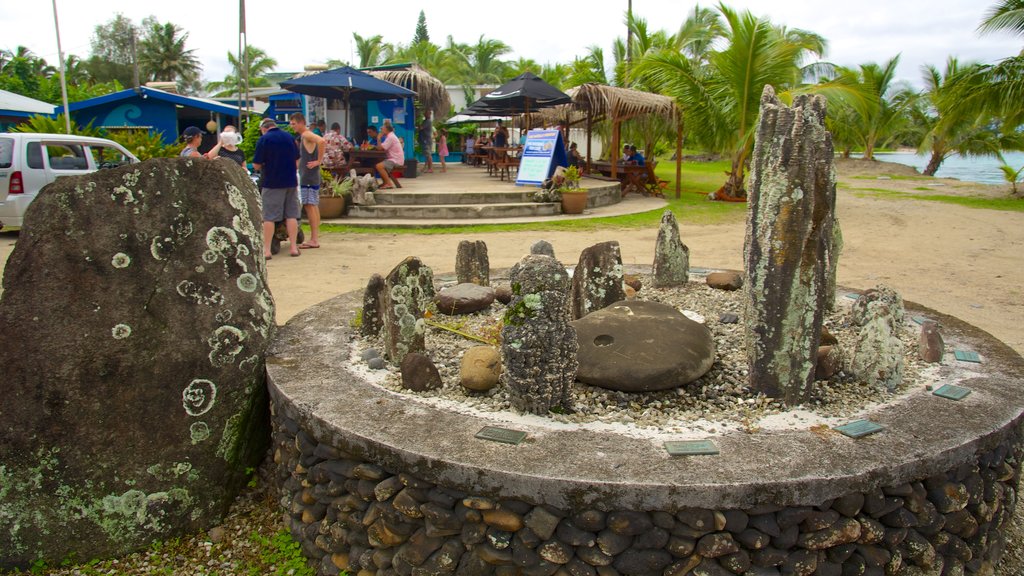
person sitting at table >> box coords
[621,144,632,163]
[568,141,582,168]
[628,144,646,166]
[375,123,404,189]
[493,120,509,148]
[322,122,352,171]
[365,125,379,147]
[463,133,476,163]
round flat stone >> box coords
[571,300,715,392]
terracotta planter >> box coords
[560,190,588,214]
[319,195,346,219]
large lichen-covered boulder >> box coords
[0,158,272,569]
[382,256,434,364]
[501,254,577,414]
[570,241,626,320]
[743,86,837,405]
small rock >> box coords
[918,320,944,363]
[435,283,496,315]
[820,325,839,346]
[623,274,643,292]
[815,346,843,380]
[368,357,386,370]
[706,271,743,291]
[494,286,513,304]
[530,240,555,257]
[360,348,380,361]
[208,526,226,544]
[460,346,502,391]
[400,353,442,391]
[719,312,739,324]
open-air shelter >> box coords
[536,83,682,197]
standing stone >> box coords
[383,257,435,364]
[361,273,386,337]
[531,240,555,258]
[0,158,270,569]
[826,219,844,311]
[501,255,578,414]
[743,86,836,405]
[456,240,490,286]
[400,353,443,392]
[652,210,689,287]
[571,241,626,320]
[850,285,905,390]
[918,320,945,363]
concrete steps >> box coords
[348,180,622,220]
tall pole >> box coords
[51,0,71,134]
[625,0,633,87]
[241,0,250,125]
[237,0,243,123]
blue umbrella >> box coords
[280,66,415,133]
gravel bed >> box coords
[361,273,928,435]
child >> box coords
[437,129,449,172]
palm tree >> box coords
[205,46,278,97]
[978,0,1024,37]
[636,4,824,198]
[567,46,608,87]
[675,6,724,64]
[829,57,915,160]
[458,36,511,84]
[912,58,1008,175]
[353,33,390,68]
[138,20,201,87]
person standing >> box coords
[253,118,301,259]
[180,126,203,158]
[375,123,404,189]
[492,119,509,148]
[290,113,326,250]
[437,128,449,172]
[419,110,434,173]
[204,125,246,168]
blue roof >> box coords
[69,86,240,116]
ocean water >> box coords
[868,151,1024,185]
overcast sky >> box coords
[4,0,1021,91]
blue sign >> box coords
[516,129,567,186]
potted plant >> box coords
[557,165,588,214]
[319,169,352,219]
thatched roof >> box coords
[368,64,451,119]
[534,83,678,125]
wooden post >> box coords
[585,112,592,172]
[675,118,683,199]
[610,119,620,179]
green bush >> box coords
[104,129,178,160]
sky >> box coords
[3,0,1021,92]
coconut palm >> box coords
[635,3,825,199]
[138,20,201,87]
[978,0,1024,38]
[829,57,915,160]
[205,46,278,97]
[567,46,609,87]
[675,5,724,64]
[353,33,391,68]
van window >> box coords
[0,137,12,168]
[45,143,89,170]
[26,142,43,169]
[89,144,132,169]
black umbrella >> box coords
[460,72,571,125]
[280,66,415,134]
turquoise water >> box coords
[869,151,1024,185]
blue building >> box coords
[68,86,241,145]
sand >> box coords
[1,159,1021,356]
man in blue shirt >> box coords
[253,118,301,259]
[628,144,646,167]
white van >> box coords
[0,133,139,229]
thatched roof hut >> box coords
[367,64,451,119]
[537,83,683,197]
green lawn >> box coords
[320,159,747,235]
[843,187,1024,212]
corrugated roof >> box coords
[0,89,56,116]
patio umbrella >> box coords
[460,72,571,127]
[280,65,415,134]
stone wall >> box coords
[270,400,1021,576]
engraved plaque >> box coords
[845,293,861,300]
[475,426,527,445]
[953,350,981,363]
[835,420,884,439]
[664,440,719,456]
[911,315,929,325]
[933,384,972,401]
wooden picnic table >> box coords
[590,160,665,197]
[346,149,402,188]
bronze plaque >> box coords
[475,426,527,445]
[664,440,719,456]
[933,384,972,401]
[835,419,884,439]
